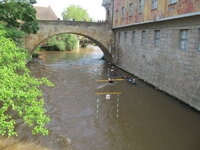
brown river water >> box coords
[1,46,200,150]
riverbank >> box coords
[0,137,50,150]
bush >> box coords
[32,53,40,58]
[45,34,78,51]
[54,40,66,51]
[0,29,53,137]
[65,34,78,50]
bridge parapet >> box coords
[38,20,111,26]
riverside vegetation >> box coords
[0,0,54,137]
[0,0,92,138]
[41,34,79,51]
[0,28,54,137]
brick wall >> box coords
[113,0,200,27]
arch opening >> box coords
[32,32,112,61]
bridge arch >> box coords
[25,20,114,60]
[33,32,109,55]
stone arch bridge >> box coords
[25,20,114,60]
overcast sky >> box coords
[34,0,106,20]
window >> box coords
[129,3,133,16]
[152,0,158,9]
[132,31,136,43]
[122,7,125,19]
[118,32,121,42]
[154,30,160,47]
[116,10,118,21]
[141,31,146,45]
[169,0,177,4]
[179,29,189,50]
[124,32,127,43]
[139,0,144,13]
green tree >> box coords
[62,5,90,21]
[0,24,25,46]
[0,1,39,34]
[0,0,36,5]
[61,34,78,50]
[19,0,37,4]
[0,29,53,136]
[45,34,78,51]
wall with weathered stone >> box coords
[112,15,200,111]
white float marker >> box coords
[97,110,99,118]
[106,94,111,100]
[117,95,120,102]
[96,97,99,119]
[116,94,120,118]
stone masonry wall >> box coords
[25,20,114,61]
[112,16,200,111]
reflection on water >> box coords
[1,46,200,150]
